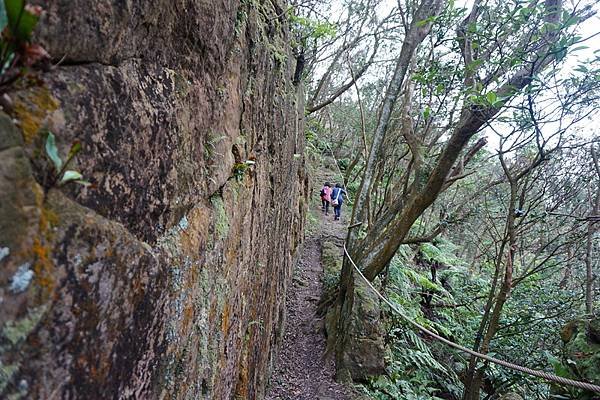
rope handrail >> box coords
[343,244,600,393]
[319,138,600,392]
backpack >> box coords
[320,187,326,198]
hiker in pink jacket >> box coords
[319,182,332,215]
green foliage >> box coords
[360,324,462,399]
[419,243,447,265]
[44,132,89,189]
[4,0,38,41]
[288,11,336,45]
[232,160,255,181]
[0,2,7,32]
[304,117,334,172]
[0,0,47,78]
[266,42,288,65]
[234,5,248,36]
[419,240,464,267]
[547,352,571,379]
[232,164,246,180]
[305,0,600,396]
[357,246,467,399]
[402,268,444,293]
[305,208,319,235]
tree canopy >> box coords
[292,0,600,397]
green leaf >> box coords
[64,140,82,166]
[45,132,63,172]
[0,51,14,74]
[562,11,579,28]
[5,0,39,41]
[423,106,431,120]
[519,7,532,19]
[466,59,483,72]
[486,91,497,104]
[415,16,435,28]
[67,141,81,158]
[435,83,445,95]
[555,47,568,61]
[0,0,8,33]
[570,45,589,53]
[543,22,560,33]
[547,352,571,378]
[59,170,83,184]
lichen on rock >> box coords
[2,305,47,346]
[0,0,307,398]
[0,247,10,263]
[8,263,33,294]
[210,194,230,242]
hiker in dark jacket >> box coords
[330,183,345,221]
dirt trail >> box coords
[265,180,354,400]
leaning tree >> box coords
[331,0,600,378]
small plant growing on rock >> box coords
[232,159,255,181]
[44,132,89,189]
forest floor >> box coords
[265,174,357,400]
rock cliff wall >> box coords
[0,1,308,398]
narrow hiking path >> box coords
[265,174,355,400]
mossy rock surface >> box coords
[324,276,386,383]
[562,318,600,385]
[561,320,578,343]
[321,241,342,292]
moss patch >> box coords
[2,305,47,346]
[305,209,319,236]
[0,362,19,393]
[562,318,600,385]
[12,86,59,144]
[210,195,229,241]
[321,241,342,293]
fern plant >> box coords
[358,245,467,399]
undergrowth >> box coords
[356,241,471,400]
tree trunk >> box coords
[463,178,517,400]
[334,0,563,380]
[585,217,597,316]
[586,146,600,315]
[334,0,444,376]
[347,0,563,284]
